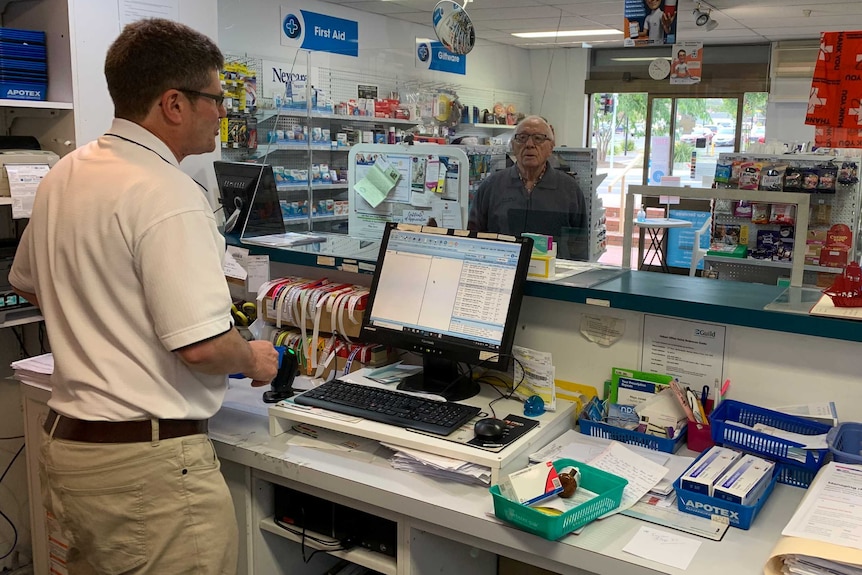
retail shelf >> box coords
[257,108,417,127]
[0,99,73,110]
[277,183,348,192]
[704,255,843,274]
[259,517,396,575]
[284,214,347,223]
[260,143,345,152]
[463,123,515,130]
[0,308,43,328]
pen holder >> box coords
[686,419,714,452]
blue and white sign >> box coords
[280,6,358,57]
[415,38,466,75]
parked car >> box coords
[680,127,714,144]
[748,126,766,144]
[713,126,736,147]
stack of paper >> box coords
[10,352,53,390]
[765,463,862,575]
[382,443,491,485]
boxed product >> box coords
[634,387,687,439]
[608,368,674,407]
[712,455,775,506]
[498,461,563,506]
[679,446,742,496]
[820,223,853,268]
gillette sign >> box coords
[678,494,739,523]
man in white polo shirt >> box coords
[10,18,278,574]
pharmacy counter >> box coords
[209,405,804,575]
[229,236,862,344]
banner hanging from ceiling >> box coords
[624,0,677,47]
[806,31,862,148]
[280,5,359,57]
[415,38,466,75]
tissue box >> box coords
[498,461,562,506]
[527,255,555,279]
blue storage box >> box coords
[709,400,831,473]
[673,451,778,529]
[827,422,862,464]
[579,418,686,453]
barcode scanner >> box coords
[263,346,299,403]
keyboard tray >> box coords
[293,379,481,436]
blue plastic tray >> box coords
[673,452,778,530]
[827,423,862,465]
[579,418,686,453]
[709,400,831,472]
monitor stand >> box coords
[396,356,479,402]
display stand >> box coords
[347,143,470,239]
[268,370,576,484]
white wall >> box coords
[68,0,222,202]
[217,0,534,106]
[528,47,590,147]
[519,297,862,423]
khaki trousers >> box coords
[40,428,238,575]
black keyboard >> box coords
[293,379,481,436]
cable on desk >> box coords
[472,355,526,419]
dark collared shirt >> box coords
[467,163,589,260]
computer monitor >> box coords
[213,160,283,238]
[359,223,533,401]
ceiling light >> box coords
[512,29,622,39]
[705,19,719,31]
[693,5,711,27]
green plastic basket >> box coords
[489,458,628,540]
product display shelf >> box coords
[553,148,606,262]
[258,517,396,575]
[705,153,862,285]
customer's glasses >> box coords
[177,88,226,107]
[513,133,551,145]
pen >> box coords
[701,385,709,413]
[720,379,731,401]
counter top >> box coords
[231,235,862,344]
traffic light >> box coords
[598,94,613,114]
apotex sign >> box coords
[280,6,358,57]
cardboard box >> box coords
[820,246,850,268]
[713,455,774,505]
[527,254,555,279]
[498,461,562,506]
[680,446,741,496]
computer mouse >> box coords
[473,417,507,442]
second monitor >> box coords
[359,223,533,401]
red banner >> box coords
[807,31,862,148]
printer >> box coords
[0,149,59,196]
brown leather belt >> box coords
[43,409,208,443]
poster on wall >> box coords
[624,0,677,47]
[641,315,726,404]
[670,42,702,85]
[807,31,862,148]
[280,5,359,57]
[415,38,467,75]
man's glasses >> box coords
[513,133,551,145]
[178,88,226,107]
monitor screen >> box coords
[360,223,533,401]
[213,161,283,238]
